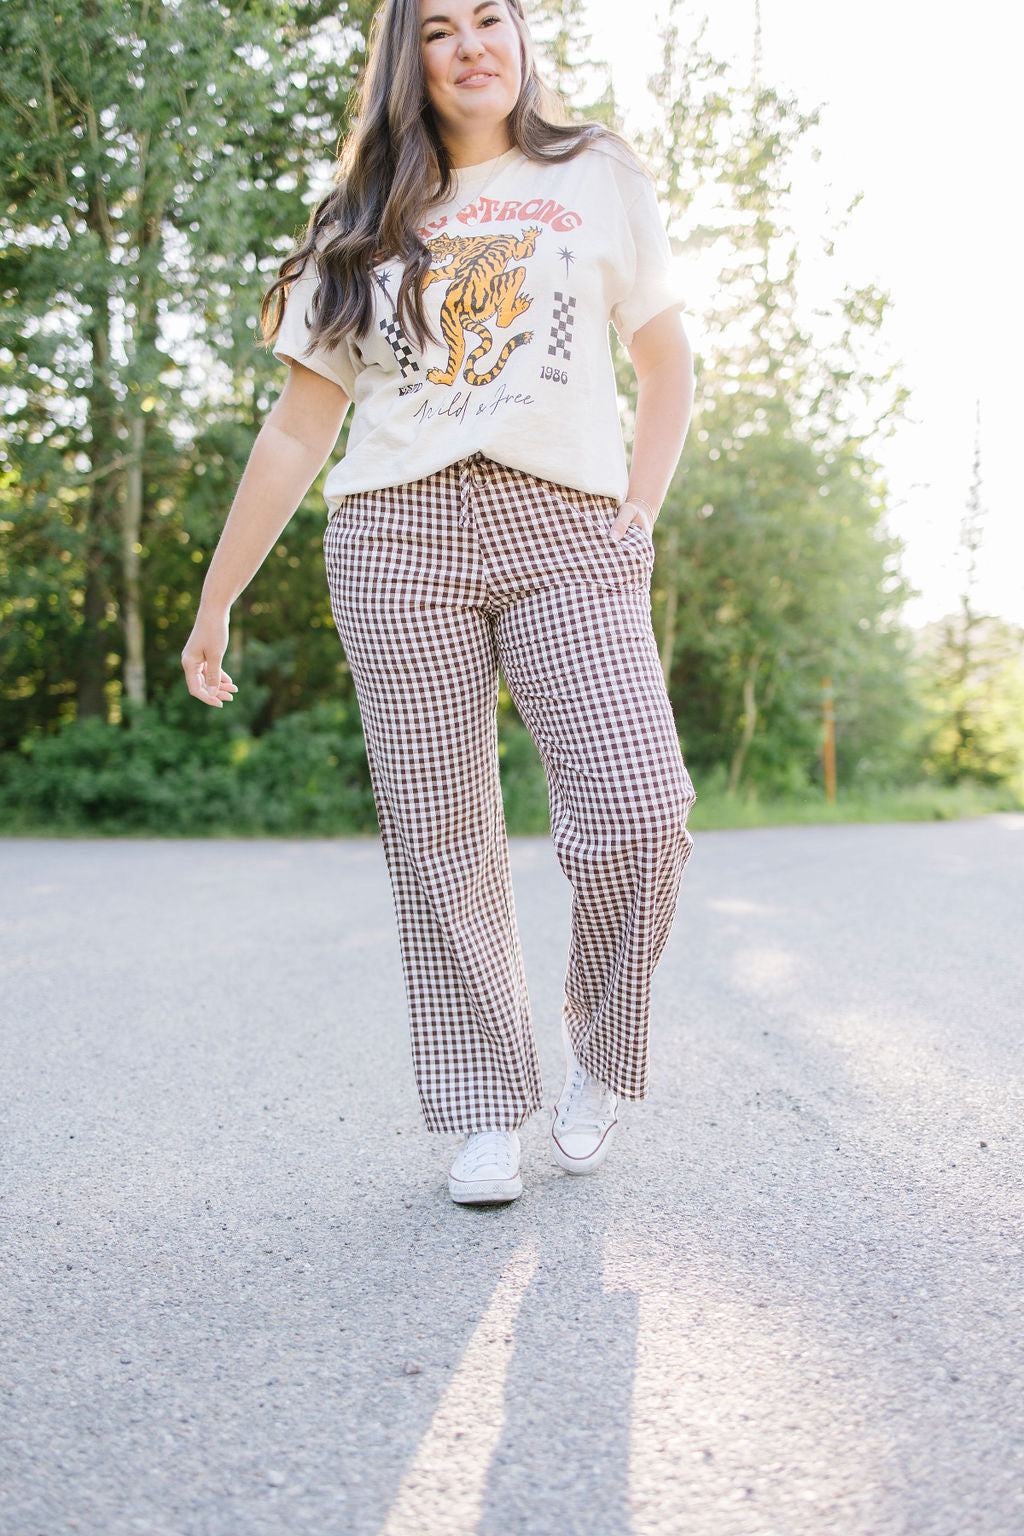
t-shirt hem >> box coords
[323,453,628,508]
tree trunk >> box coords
[727,644,764,794]
[78,308,120,719]
[119,101,168,716]
[658,520,679,685]
[950,598,980,781]
[76,560,110,718]
[77,112,119,719]
[227,608,245,681]
[122,413,147,709]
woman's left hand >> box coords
[609,498,656,542]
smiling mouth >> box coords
[457,72,495,85]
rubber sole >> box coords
[448,1174,523,1205]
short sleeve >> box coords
[272,261,355,399]
[610,177,686,346]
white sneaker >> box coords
[448,1129,523,1204]
[550,1021,619,1174]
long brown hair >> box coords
[260,0,650,357]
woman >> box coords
[181,0,696,1205]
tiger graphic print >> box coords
[422,226,541,387]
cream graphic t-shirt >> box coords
[273,141,685,506]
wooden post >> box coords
[822,676,837,804]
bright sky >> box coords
[581,0,1022,628]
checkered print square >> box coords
[322,456,695,1134]
[379,314,421,378]
[548,291,576,359]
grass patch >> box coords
[496,723,1024,833]
[686,778,1023,831]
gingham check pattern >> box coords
[323,454,696,1134]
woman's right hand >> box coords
[181,608,238,708]
[178,360,350,711]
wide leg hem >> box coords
[421,1099,545,1137]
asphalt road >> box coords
[2,818,1022,1536]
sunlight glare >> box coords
[375,1240,539,1536]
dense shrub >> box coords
[0,701,377,835]
[0,698,556,837]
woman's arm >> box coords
[181,361,351,707]
[610,307,695,542]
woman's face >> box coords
[419,0,523,157]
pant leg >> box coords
[322,466,542,1135]
[475,462,696,1101]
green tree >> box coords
[0,0,361,740]
[627,0,911,793]
[530,0,614,115]
[919,413,1024,790]
[920,614,1024,791]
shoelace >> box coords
[460,1130,517,1177]
[557,1062,617,1131]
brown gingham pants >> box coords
[323,451,695,1134]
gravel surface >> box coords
[1,818,1022,1536]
